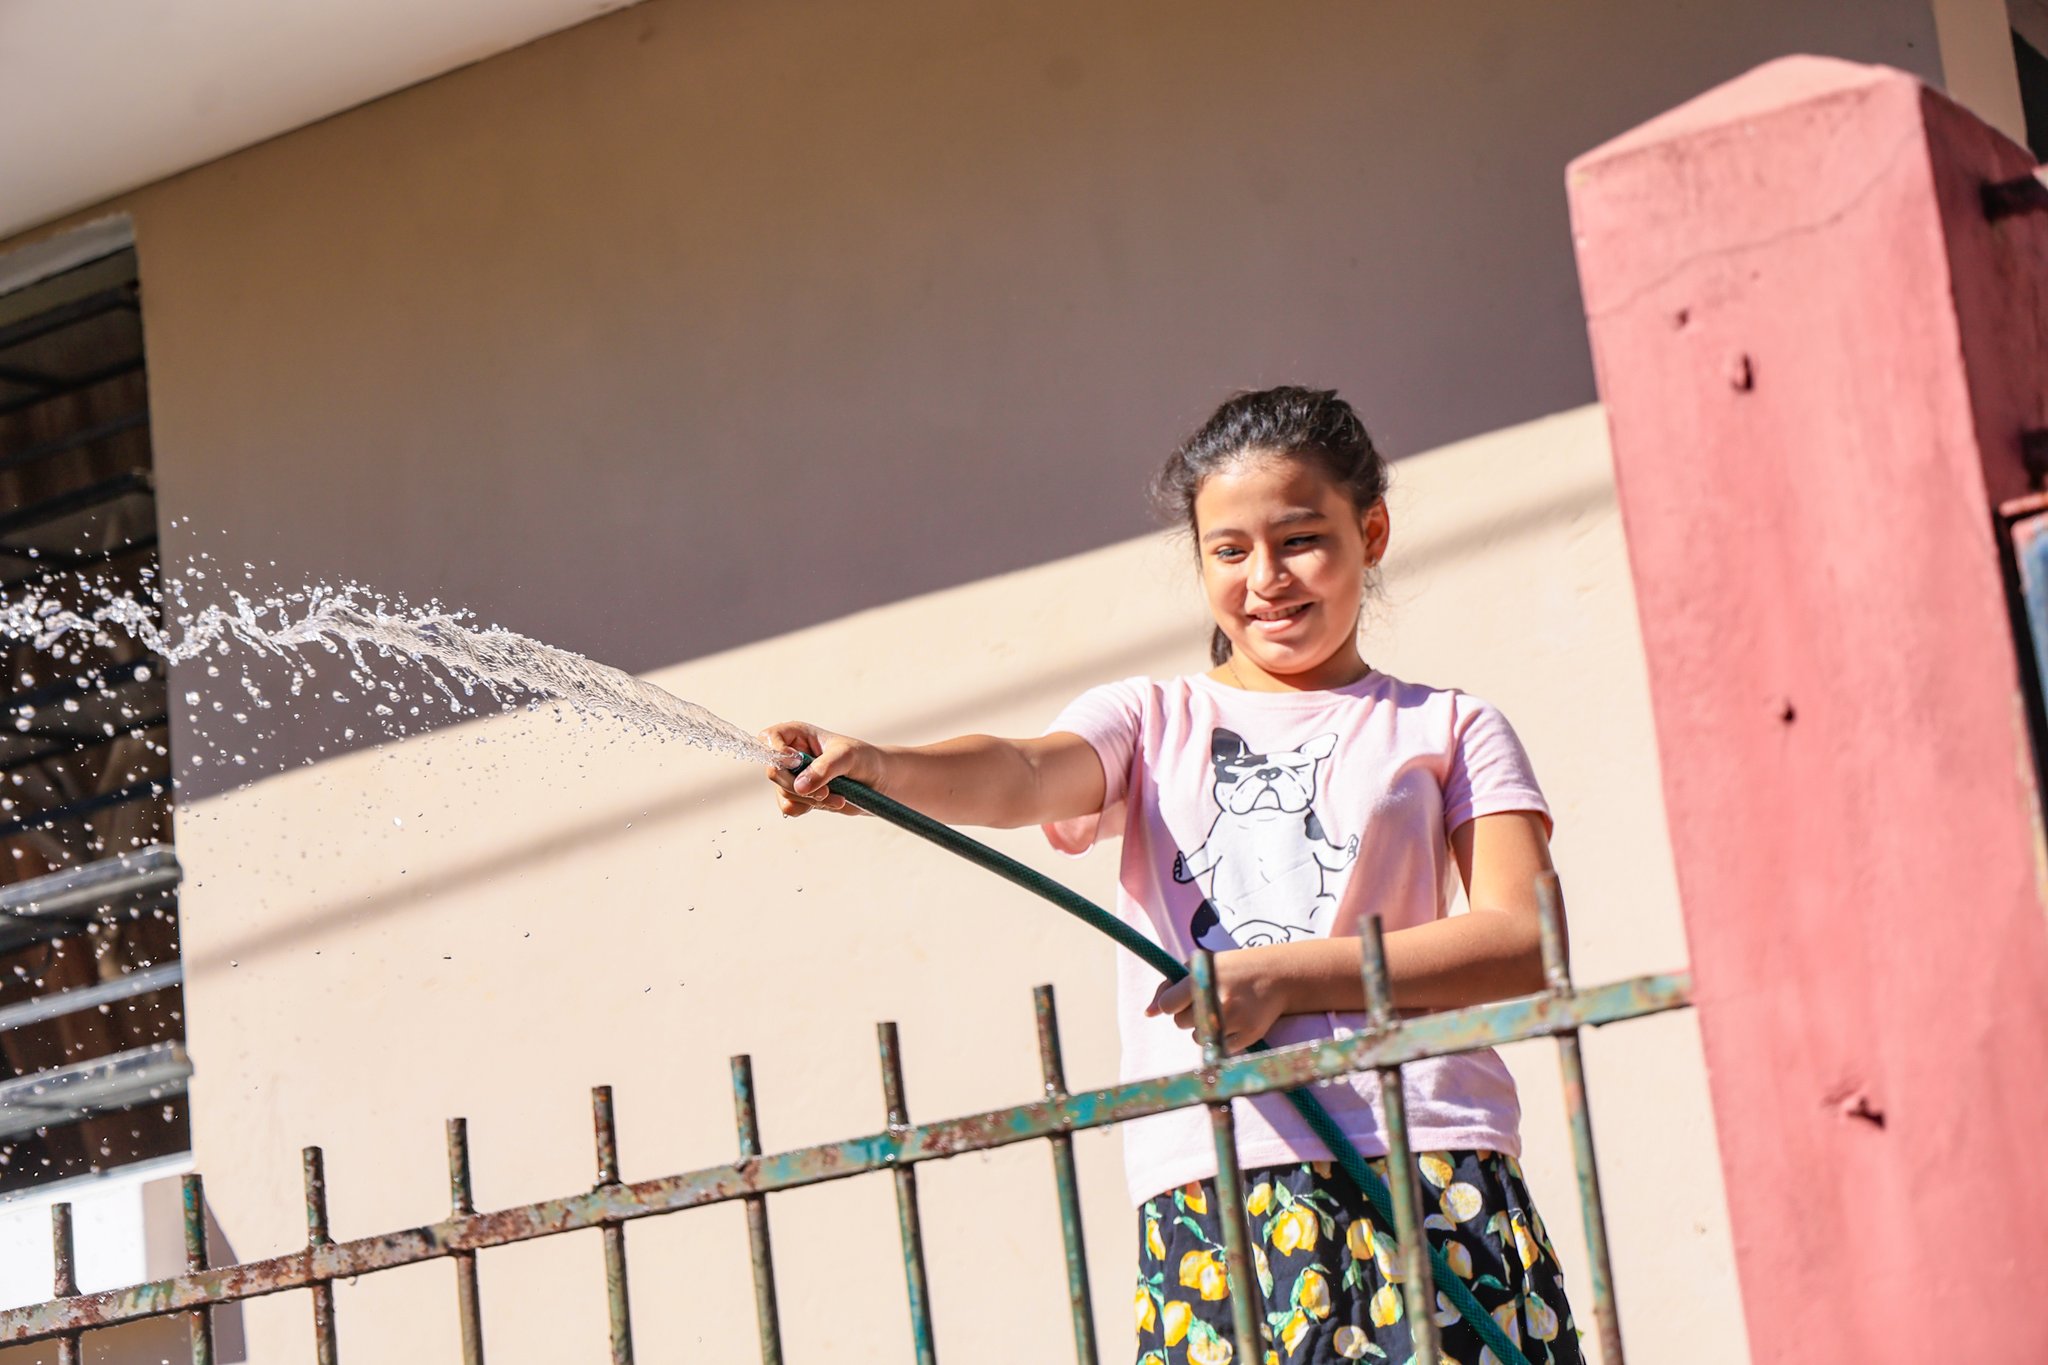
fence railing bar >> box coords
[0,467,153,540]
[0,1040,191,1139]
[0,777,168,845]
[303,1147,339,1365]
[50,1202,81,1365]
[182,1174,214,1365]
[1,660,161,720]
[1031,985,1099,1365]
[0,535,159,593]
[0,285,137,355]
[0,411,148,481]
[590,1086,635,1365]
[0,961,181,1033]
[446,1118,485,1365]
[1189,950,1265,1365]
[1360,918,1443,1362]
[877,1021,938,1365]
[0,361,56,390]
[0,970,1689,1346]
[729,1055,785,1365]
[0,354,144,421]
[0,706,166,774]
[1537,874,1624,1365]
[0,842,178,917]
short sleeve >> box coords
[1443,695,1552,836]
[1039,678,1145,854]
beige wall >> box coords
[37,0,1941,800]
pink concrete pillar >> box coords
[1569,57,2048,1360]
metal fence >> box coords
[0,865,1688,1365]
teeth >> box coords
[1251,604,1306,622]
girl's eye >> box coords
[1212,547,1246,562]
[1285,535,1320,548]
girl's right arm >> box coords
[759,722,1106,830]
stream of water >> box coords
[0,558,798,1182]
[0,561,789,778]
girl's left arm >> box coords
[1149,810,1559,1053]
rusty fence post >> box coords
[1358,920,1442,1364]
[446,1118,485,1365]
[304,1147,339,1365]
[49,1202,81,1365]
[591,1086,635,1365]
[1535,874,1623,1365]
[1032,986,1099,1365]
[729,1055,786,1365]
[1187,951,1265,1365]
[877,1022,938,1365]
[181,1174,213,1365]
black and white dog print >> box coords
[1173,727,1358,951]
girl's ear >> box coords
[1361,499,1391,567]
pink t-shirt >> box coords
[1042,670,1550,1204]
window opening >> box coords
[2012,2,2048,160]
[0,243,185,1196]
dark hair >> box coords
[1155,386,1389,665]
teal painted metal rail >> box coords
[0,773,1688,1363]
[0,959,1689,1359]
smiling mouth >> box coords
[1247,603,1310,627]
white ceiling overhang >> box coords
[0,0,642,244]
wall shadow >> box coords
[108,0,1936,798]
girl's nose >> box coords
[1249,546,1289,591]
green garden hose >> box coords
[790,756,1535,1365]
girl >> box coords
[763,387,1580,1365]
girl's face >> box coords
[1193,452,1389,691]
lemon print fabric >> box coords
[1132,1151,1582,1364]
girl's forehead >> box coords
[1193,453,1353,521]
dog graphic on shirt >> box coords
[1173,727,1359,951]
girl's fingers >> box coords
[792,741,849,796]
[759,728,814,787]
[757,724,872,817]
[757,724,838,794]
[1146,980,1187,1018]
[758,723,812,755]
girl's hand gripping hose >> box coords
[780,751,1535,1365]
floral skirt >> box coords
[1134,1151,1581,1365]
